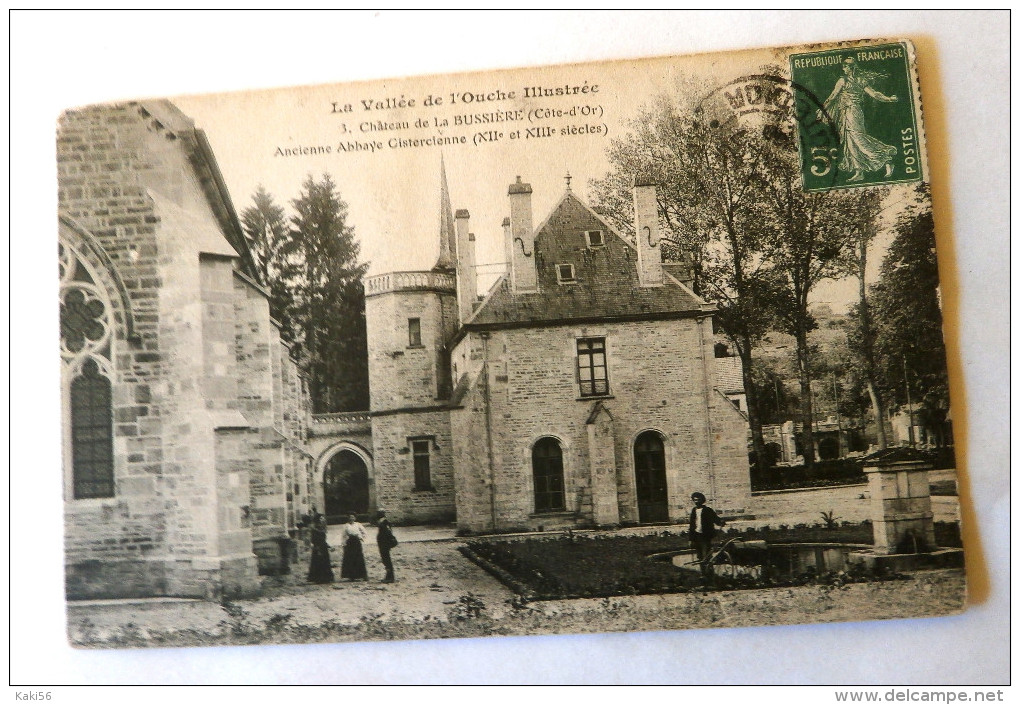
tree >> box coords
[591,79,890,470]
[240,185,298,345]
[869,185,949,445]
[589,97,711,290]
[754,134,883,468]
[288,174,370,413]
[845,190,890,449]
[750,359,793,426]
[241,185,289,284]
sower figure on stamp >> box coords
[375,510,398,583]
[689,492,725,574]
[817,56,899,182]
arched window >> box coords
[532,437,565,513]
[61,239,115,499]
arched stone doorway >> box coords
[532,437,566,513]
[318,445,374,524]
[634,430,668,523]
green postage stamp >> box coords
[791,41,922,191]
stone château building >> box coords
[59,100,750,599]
[354,174,751,533]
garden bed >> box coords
[460,524,944,601]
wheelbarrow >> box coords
[680,536,770,579]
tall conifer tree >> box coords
[288,174,369,413]
[241,185,298,345]
[242,176,369,413]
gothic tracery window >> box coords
[60,240,115,499]
[61,288,107,355]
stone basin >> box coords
[663,541,874,580]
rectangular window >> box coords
[408,317,422,347]
[584,230,605,248]
[556,263,576,284]
[577,337,609,397]
[411,438,432,490]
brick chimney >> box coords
[508,176,537,292]
[633,177,663,287]
[455,209,477,323]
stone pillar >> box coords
[864,450,936,554]
[586,403,620,526]
[780,420,797,463]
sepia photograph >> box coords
[11,10,1009,687]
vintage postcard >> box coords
[58,37,965,653]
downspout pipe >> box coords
[697,316,717,501]
[481,332,497,531]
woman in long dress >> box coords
[307,514,334,584]
[818,57,899,182]
[339,514,369,581]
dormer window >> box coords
[584,230,605,248]
[556,263,576,284]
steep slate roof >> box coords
[464,191,708,330]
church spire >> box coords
[432,155,456,271]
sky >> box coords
[173,46,911,310]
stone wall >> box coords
[59,103,180,598]
[233,272,288,543]
[306,414,373,521]
[751,484,871,525]
[370,410,456,524]
[276,338,313,530]
[742,482,958,528]
[450,373,492,530]
[450,317,751,532]
[710,388,753,516]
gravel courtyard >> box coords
[66,526,967,649]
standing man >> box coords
[689,492,725,572]
[375,510,398,583]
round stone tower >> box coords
[361,159,462,523]
[364,270,458,411]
